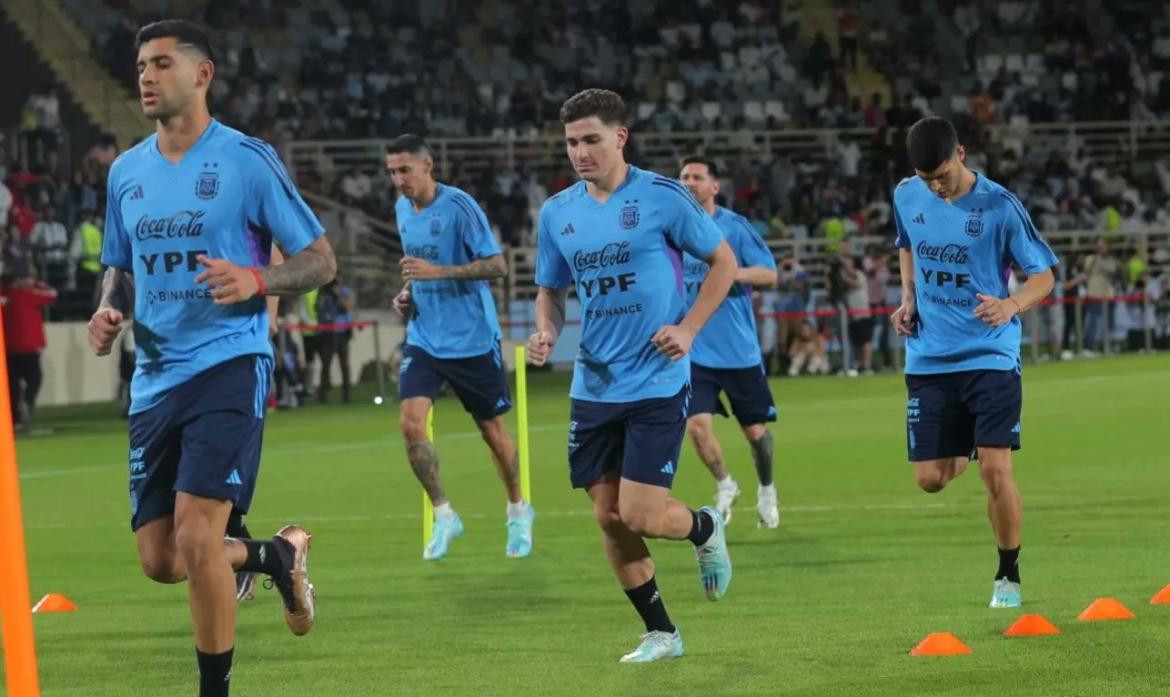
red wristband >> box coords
[250,268,268,296]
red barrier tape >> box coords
[281,320,376,332]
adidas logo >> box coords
[496,397,510,409]
[767,406,777,417]
[560,223,576,236]
[225,469,243,486]
[1011,422,1021,434]
[660,461,675,475]
[130,185,145,200]
[912,213,925,225]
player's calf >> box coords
[135,518,186,584]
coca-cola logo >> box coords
[573,242,631,273]
[916,241,969,264]
[684,259,707,276]
[405,243,440,261]
[135,211,206,241]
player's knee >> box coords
[915,470,947,493]
[978,458,1013,492]
[743,424,767,442]
[399,411,427,442]
[138,551,184,584]
[173,517,220,573]
[593,504,622,534]
[616,506,659,538]
[685,419,710,444]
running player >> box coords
[678,156,781,528]
[387,134,535,560]
[87,20,331,696]
[528,89,736,663]
[891,117,1057,608]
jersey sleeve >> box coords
[100,174,132,271]
[999,193,1058,274]
[534,208,572,289]
[240,139,325,256]
[732,216,776,269]
[653,179,722,259]
[892,196,911,249]
[453,192,502,260]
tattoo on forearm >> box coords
[99,268,135,314]
[749,431,774,487]
[259,238,336,295]
[445,255,506,281]
[408,441,446,503]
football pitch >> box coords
[9,354,1170,696]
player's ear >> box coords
[196,59,214,89]
[422,155,434,177]
[955,145,966,165]
[615,126,629,150]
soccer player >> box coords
[528,89,736,663]
[386,134,534,561]
[678,156,780,528]
[86,21,333,697]
[891,117,1056,608]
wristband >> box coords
[1008,297,1022,314]
[250,268,268,296]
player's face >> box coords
[563,117,628,183]
[385,152,434,199]
[136,38,212,120]
[915,146,967,200]
[680,163,719,206]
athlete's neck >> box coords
[702,199,717,217]
[947,166,978,204]
[585,162,629,203]
[410,180,440,211]
[155,107,212,164]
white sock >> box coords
[506,500,527,518]
[758,483,776,497]
[717,476,738,491]
[433,502,455,518]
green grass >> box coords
[8,355,1170,696]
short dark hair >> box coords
[680,155,718,178]
[906,117,959,172]
[135,20,214,61]
[385,134,431,158]
[559,89,627,126]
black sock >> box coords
[237,538,289,577]
[196,647,233,697]
[686,509,714,546]
[623,577,675,634]
[749,431,774,487]
[225,511,250,540]
[996,546,1021,583]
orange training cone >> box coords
[1077,597,1134,621]
[32,592,78,613]
[1004,614,1060,637]
[1150,585,1170,605]
[909,632,972,656]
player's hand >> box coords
[393,286,413,317]
[400,256,442,281]
[973,293,1018,327]
[651,324,695,361]
[88,308,124,356]
[891,298,917,336]
[527,331,556,366]
[195,256,261,305]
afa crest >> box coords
[430,217,442,236]
[964,208,984,238]
[619,204,639,230]
[195,171,220,200]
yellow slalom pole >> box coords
[514,345,531,502]
[422,407,434,550]
[0,307,42,696]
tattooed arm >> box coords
[196,236,336,305]
[88,268,134,355]
[399,253,507,282]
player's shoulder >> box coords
[644,169,703,213]
[715,206,755,235]
[974,174,1025,212]
[108,135,156,181]
[540,181,586,216]
[893,175,925,202]
[216,124,281,169]
[438,183,485,218]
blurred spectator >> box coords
[1081,238,1124,353]
[2,270,56,430]
[70,209,103,301]
[788,322,830,376]
[0,177,11,224]
[30,206,71,289]
[863,245,892,370]
[315,274,355,404]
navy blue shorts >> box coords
[398,342,510,421]
[905,369,1022,462]
[127,355,270,531]
[567,385,690,489]
[690,363,777,426]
